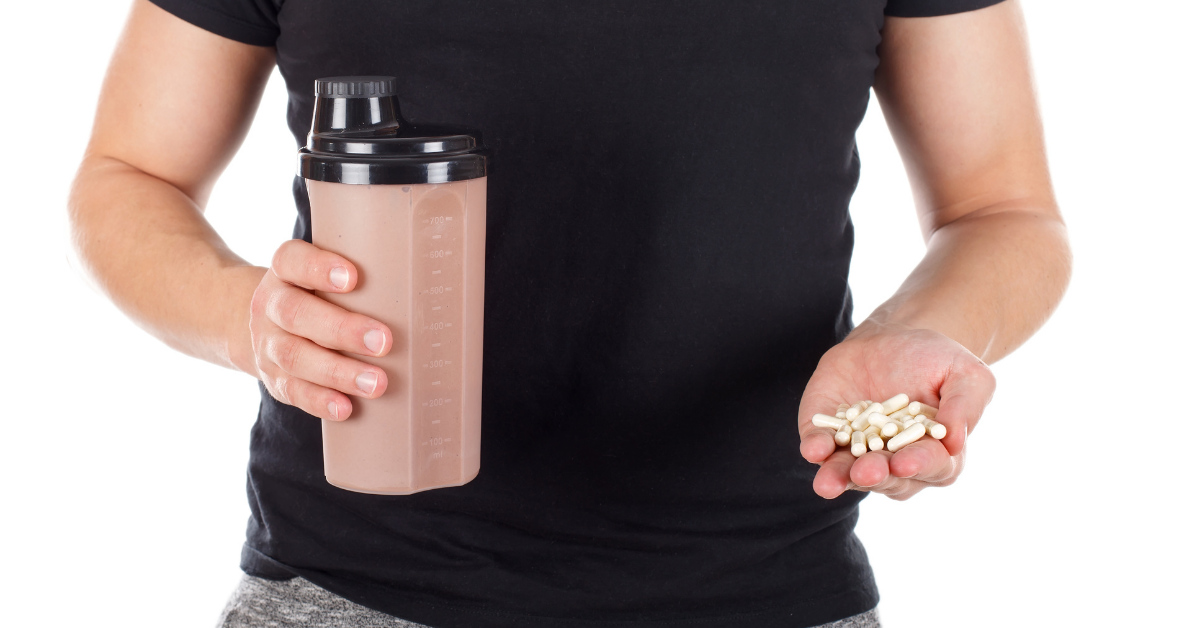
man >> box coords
[69,0,1070,625]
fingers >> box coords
[812,450,858,499]
[249,239,394,422]
[849,450,893,488]
[888,438,958,485]
[799,426,837,465]
[815,451,919,501]
[253,317,390,421]
[260,331,389,400]
[272,238,359,293]
[933,355,996,456]
[797,375,852,464]
[262,276,392,357]
[269,371,353,422]
[813,439,963,501]
[849,452,927,501]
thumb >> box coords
[933,354,996,456]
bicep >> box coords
[86,0,275,206]
[874,0,1057,237]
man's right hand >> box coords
[249,240,393,421]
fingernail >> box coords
[363,329,385,355]
[356,372,378,395]
[329,266,349,290]
[327,401,340,420]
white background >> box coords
[1,1,1196,626]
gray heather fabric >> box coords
[217,574,882,628]
[217,575,428,628]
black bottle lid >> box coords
[315,76,398,98]
[298,76,488,185]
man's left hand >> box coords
[797,322,996,500]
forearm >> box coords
[859,203,1071,363]
[69,154,265,374]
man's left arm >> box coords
[797,0,1071,499]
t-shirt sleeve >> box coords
[885,0,1007,18]
[147,0,280,47]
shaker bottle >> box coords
[297,76,488,494]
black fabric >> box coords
[149,0,280,46]
[885,0,1004,18]
[148,1,997,627]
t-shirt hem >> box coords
[241,544,880,628]
[885,0,1007,18]
[147,0,278,47]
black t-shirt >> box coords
[149,1,1002,626]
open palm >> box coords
[797,323,995,500]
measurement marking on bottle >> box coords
[415,199,464,477]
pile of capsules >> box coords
[811,394,945,458]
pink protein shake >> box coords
[298,76,488,495]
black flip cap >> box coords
[298,76,489,185]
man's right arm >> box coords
[70,0,391,421]
[70,0,273,372]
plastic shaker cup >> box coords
[298,76,488,494]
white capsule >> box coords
[845,400,870,421]
[851,403,883,431]
[834,425,853,446]
[867,431,885,451]
[835,411,847,419]
[879,394,911,415]
[907,401,939,418]
[903,417,919,429]
[881,421,901,438]
[863,424,881,436]
[851,431,868,457]
[887,422,927,452]
[867,412,894,430]
[812,414,850,430]
[919,417,947,439]
[887,407,914,420]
